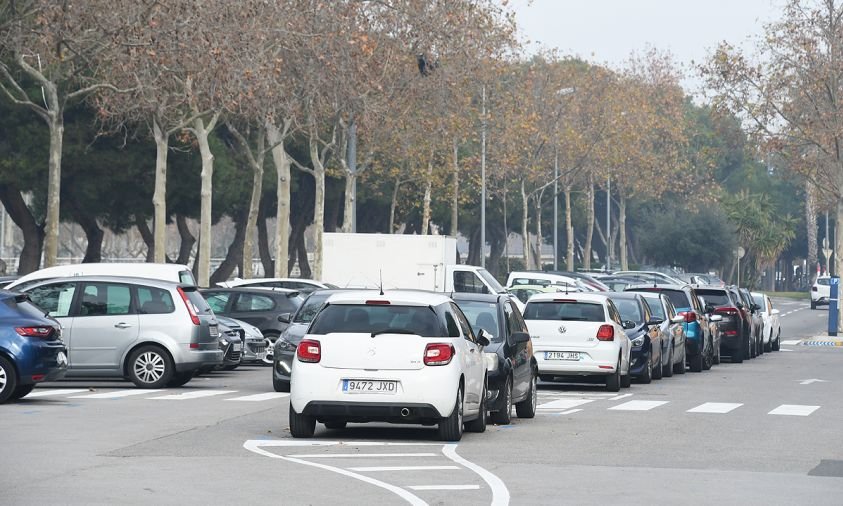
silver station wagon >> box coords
[21,276,222,388]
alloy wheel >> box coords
[0,364,6,393]
[134,352,166,384]
[262,338,274,365]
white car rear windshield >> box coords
[523,301,605,322]
[817,278,831,286]
[309,304,445,337]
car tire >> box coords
[465,381,487,433]
[811,300,817,310]
[0,355,17,404]
[703,343,713,371]
[489,376,512,425]
[166,371,194,388]
[273,375,290,393]
[663,346,674,378]
[438,388,464,441]
[639,353,653,384]
[262,333,279,366]
[605,359,621,392]
[289,404,316,438]
[750,336,758,358]
[515,370,537,419]
[731,344,744,363]
[11,384,34,400]
[127,345,174,389]
[764,332,773,353]
[772,330,781,351]
[689,351,703,372]
[652,350,663,380]
[674,346,686,374]
[324,421,347,430]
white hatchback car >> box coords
[523,293,631,391]
[289,290,490,441]
[752,292,781,352]
[811,276,831,309]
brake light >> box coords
[15,326,54,338]
[715,306,740,316]
[724,330,738,336]
[297,339,321,363]
[553,299,577,302]
[424,343,455,366]
[366,300,391,305]
[177,287,201,325]
[596,324,614,341]
[678,311,697,323]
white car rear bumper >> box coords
[533,343,621,375]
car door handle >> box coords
[114,322,133,329]
[469,348,476,353]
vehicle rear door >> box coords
[25,282,78,366]
[227,292,278,330]
[451,303,484,411]
[72,281,139,371]
[504,300,531,399]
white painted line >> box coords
[558,409,582,415]
[687,402,743,414]
[243,440,428,506]
[768,404,820,416]
[442,444,509,506]
[537,399,593,410]
[70,389,164,399]
[781,348,794,352]
[608,393,633,401]
[609,400,668,411]
[149,390,236,400]
[407,485,480,491]
[290,453,437,459]
[538,391,617,397]
[349,466,459,472]
[226,392,290,402]
[781,340,801,345]
[25,388,89,398]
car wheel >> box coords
[652,349,663,380]
[750,335,758,358]
[772,330,781,351]
[438,388,464,441]
[289,404,316,438]
[663,345,674,378]
[324,421,347,430]
[689,350,703,372]
[262,333,279,366]
[674,345,686,374]
[811,300,817,310]
[639,352,653,384]
[273,374,290,393]
[128,345,174,389]
[11,384,34,400]
[489,376,512,425]
[515,370,537,419]
[606,358,621,392]
[166,371,194,388]
[0,355,17,404]
[465,381,487,433]
[703,343,713,371]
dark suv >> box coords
[201,287,305,344]
[695,287,748,363]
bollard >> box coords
[828,276,839,337]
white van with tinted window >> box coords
[8,263,196,292]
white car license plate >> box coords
[343,379,398,394]
[233,342,242,351]
[545,351,580,361]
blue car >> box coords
[0,291,67,403]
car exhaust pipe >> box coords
[400,407,410,417]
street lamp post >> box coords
[606,175,611,272]
[553,148,558,271]
[480,85,486,268]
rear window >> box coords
[696,290,731,307]
[608,297,644,324]
[641,296,665,319]
[455,300,502,342]
[309,304,445,337]
[652,289,690,310]
[179,270,197,286]
[817,278,831,286]
[752,294,764,307]
[523,301,605,322]
[137,286,176,314]
[0,296,48,319]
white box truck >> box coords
[321,233,508,296]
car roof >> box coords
[527,292,608,304]
[23,275,183,289]
[225,277,324,284]
[325,290,453,306]
[203,286,299,294]
[626,283,691,291]
[605,292,643,300]
[451,293,503,304]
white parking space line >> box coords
[407,485,481,491]
[290,453,437,459]
[557,409,582,415]
[349,466,460,472]
[768,404,820,416]
[609,400,668,411]
[149,390,237,400]
[687,402,743,414]
[537,398,593,410]
[608,393,633,401]
[225,392,290,402]
[69,389,164,399]
[538,391,617,398]
[781,340,802,345]
[25,389,89,398]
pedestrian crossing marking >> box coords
[537,398,593,410]
[69,389,164,399]
[687,402,743,414]
[149,390,237,400]
[225,392,290,402]
[608,400,668,411]
[768,404,820,416]
[24,388,89,398]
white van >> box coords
[7,263,196,292]
[506,271,586,292]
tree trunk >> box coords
[534,195,543,270]
[210,210,247,285]
[565,185,574,271]
[175,214,194,265]
[488,232,504,278]
[240,128,265,280]
[43,113,63,267]
[836,198,843,332]
[152,118,169,264]
[66,195,103,263]
[135,216,155,262]
[450,137,459,236]
[194,116,217,287]
[389,176,402,233]
[257,202,274,277]
[0,184,43,274]
[307,129,326,281]
[341,172,356,233]
[521,179,531,269]
[295,225,312,278]
[806,180,819,276]
[503,186,510,273]
[619,191,628,271]
[584,178,595,270]
[421,158,434,235]
[266,120,292,277]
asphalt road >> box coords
[2,298,842,505]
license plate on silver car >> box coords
[342,379,398,394]
[545,351,580,361]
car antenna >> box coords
[379,270,384,296]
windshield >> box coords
[609,297,644,324]
[817,278,831,286]
[293,293,331,323]
[478,269,505,293]
[641,296,665,319]
[455,300,502,342]
[308,304,445,337]
[752,294,765,308]
[523,301,605,322]
[696,290,731,307]
[508,288,541,304]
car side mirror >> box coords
[710,314,723,322]
[278,313,291,324]
[751,303,760,312]
[647,318,664,326]
[705,303,716,314]
[476,329,490,347]
[735,302,744,309]
[512,331,530,344]
[670,315,685,324]
[623,320,636,330]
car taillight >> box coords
[596,324,614,341]
[15,326,54,338]
[297,339,321,363]
[715,306,740,316]
[177,287,201,325]
[678,311,697,323]
[424,343,455,366]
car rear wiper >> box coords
[371,329,417,337]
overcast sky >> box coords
[512,0,784,92]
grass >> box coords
[768,291,809,300]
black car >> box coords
[452,293,537,424]
[606,292,663,383]
[737,287,764,358]
[695,287,749,363]
[201,287,305,349]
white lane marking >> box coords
[407,485,480,491]
[537,391,617,398]
[769,404,820,416]
[226,392,290,402]
[243,440,427,506]
[442,444,509,506]
[781,340,801,345]
[687,402,743,414]
[608,393,633,401]
[799,379,828,385]
[149,390,236,400]
[781,348,794,352]
[291,453,437,459]
[537,399,593,410]
[25,389,88,398]
[609,400,668,411]
[350,466,459,472]
[70,389,164,399]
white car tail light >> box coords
[297,339,321,363]
[424,343,455,366]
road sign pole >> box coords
[829,276,839,337]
